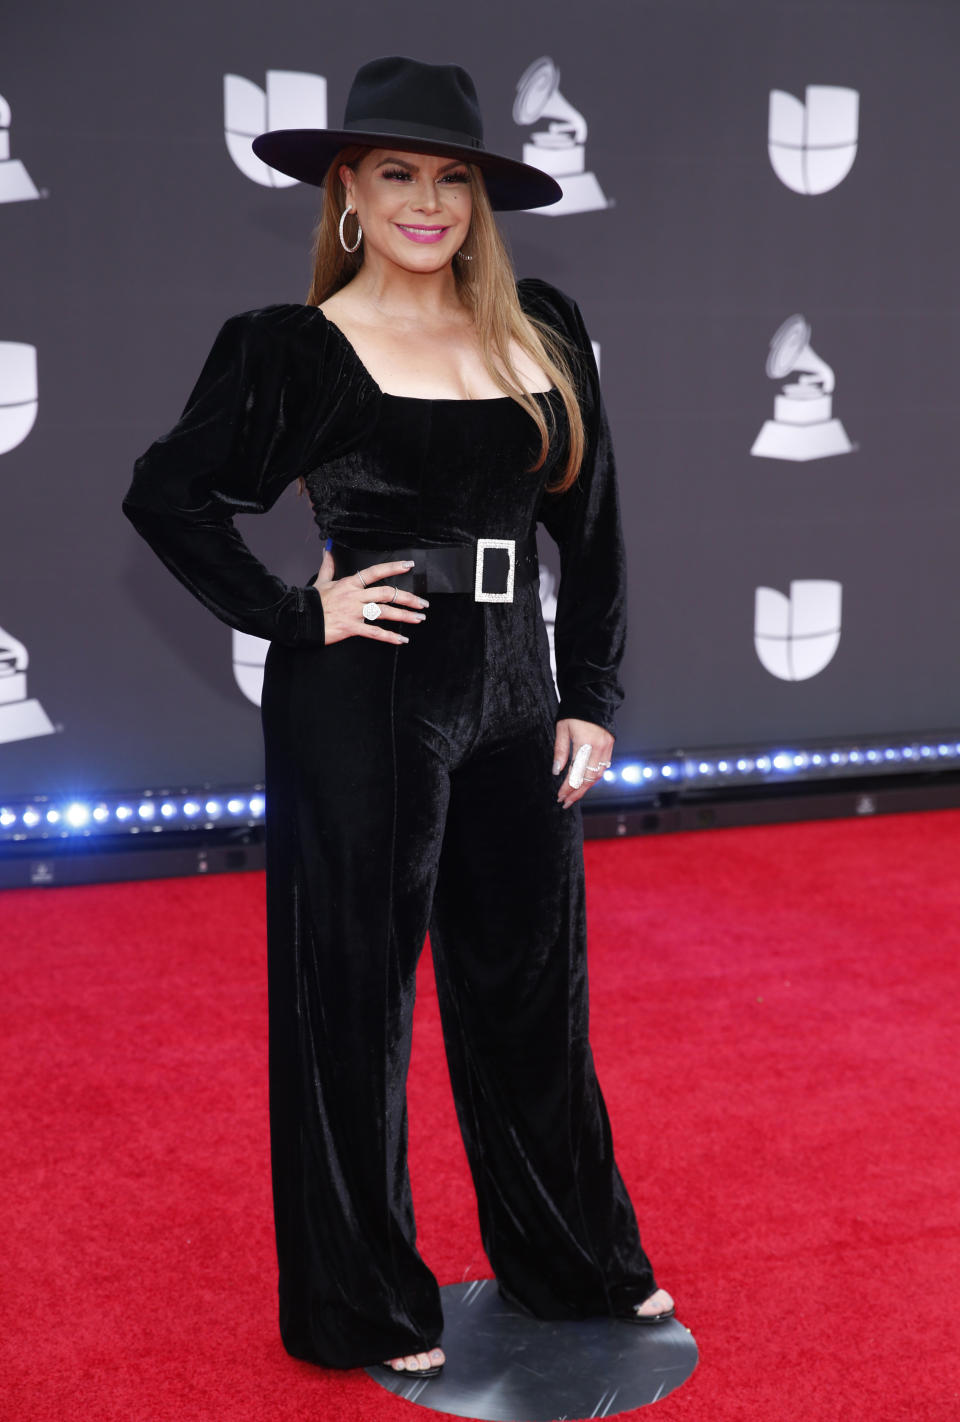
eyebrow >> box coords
[373,156,467,173]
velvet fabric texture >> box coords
[123,278,658,1369]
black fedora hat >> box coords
[251,55,562,212]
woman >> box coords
[123,55,674,1379]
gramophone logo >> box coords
[751,315,853,462]
[0,341,38,455]
[0,624,55,744]
[0,94,41,204]
[232,628,268,705]
[513,58,609,215]
[224,70,328,186]
[754,580,842,681]
[768,86,859,195]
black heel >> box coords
[622,1292,676,1325]
[500,1281,675,1325]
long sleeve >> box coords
[123,307,329,646]
[523,279,628,735]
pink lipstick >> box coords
[395,224,450,244]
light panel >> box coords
[3,734,960,843]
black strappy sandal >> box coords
[623,1292,676,1324]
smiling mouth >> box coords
[395,223,451,243]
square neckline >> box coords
[313,305,557,405]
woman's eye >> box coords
[380,168,469,183]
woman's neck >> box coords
[343,255,466,326]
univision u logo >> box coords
[0,341,38,455]
[755,580,842,681]
[232,628,268,704]
[768,86,859,194]
[224,71,328,186]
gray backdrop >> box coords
[3,0,959,799]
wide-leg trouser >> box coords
[260,584,656,1370]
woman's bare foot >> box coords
[633,1288,675,1319]
[383,1346,445,1373]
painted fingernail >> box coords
[552,759,562,775]
[413,613,426,621]
[402,560,415,567]
[568,744,592,790]
[398,636,409,644]
[419,598,430,608]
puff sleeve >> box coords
[122,308,327,646]
[523,278,628,735]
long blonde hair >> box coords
[305,146,586,493]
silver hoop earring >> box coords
[339,207,362,254]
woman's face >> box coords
[340,149,473,273]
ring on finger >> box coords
[389,585,399,604]
[356,571,368,589]
[362,601,381,621]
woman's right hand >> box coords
[310,549,429,646]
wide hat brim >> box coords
[250,128,562,212]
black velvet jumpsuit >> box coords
[123,277,659,1369]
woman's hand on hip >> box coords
[310,548,429,646]
[553,718,614,809]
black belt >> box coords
[329,537,538,602]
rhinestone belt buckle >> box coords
[474,538,515,603]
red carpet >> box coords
[2,810,959,1421]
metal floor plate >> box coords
[366,1279,698,1420]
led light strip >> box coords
[0,789,266,842]
[597,737,960,793]
[3,737,960,842]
